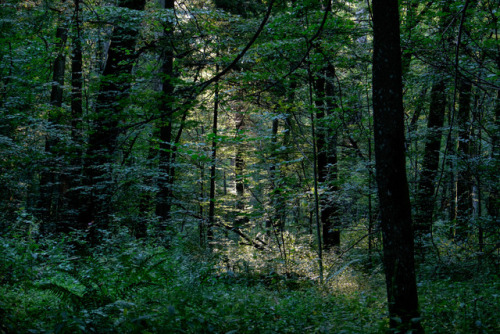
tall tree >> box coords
[316,63,340,249]
[372,0,422,331]
[414,3,451,239]
[207,73,219,245]
[38,4,68,230]
[58,0,84,233]
[234,112,247,228]
[488,89,500,218]
[78,0,146,238]
[455,80,473,239]
[414,80,446,236]
[155,0,176,224]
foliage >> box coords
[0,0,498,332]
[0,227,498,333]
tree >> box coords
[455,79,473,240]
[413,3,452,240]
[207,72,219,245]
[78,0,146,239]
[314,62,340,249]
[414,80,446,237]
[234,112,247,228]
[155,0,176,225]
[37,5,68,230]
[372,0,422,331]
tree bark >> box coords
[38,13,67,231]
[415,80,446,235]
[372,0,423,332]
[455,80,473,239]
[322,63,340,249]
[314,65,340,249]
[78,0,146,238]
[487,89,500,218]
[155,0,176,223]
[234,113,247,228]
[207,76,219,245]
[60,0,84,233]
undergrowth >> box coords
[0,228,498,333]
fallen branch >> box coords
[214,221,269,251]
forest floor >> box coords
[0,231,498,333]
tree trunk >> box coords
[60,0,84,233]
[414,2,451,241]
[322,63,340,249]
[155,0,176,224]
[455,80,473,239]
[415,80,446,236]
[314,63,340,250]
[79,0,146,239]
[234,113,247,228]
[207,74,219,245]
[38,14,67,231]
[487,89,500,218]
[372,0,423,332]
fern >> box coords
[37,259,115,310]
[37,282,83,306]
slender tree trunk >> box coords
[234,113,247,228]
[446,113,458,228]
[313,63,340,250]
[455,80,473,239]
[413,2,452,243]
[268,112,288,238]
[322,63,340,249]
[367,107,374,267]
[207,73,219,245]
[372,0,423,332]
[283,78,296,152]
[414,80,446,236]
[199,162,205,246]
[266,116,278,244]
[155,0,176,225]
[38,12,67,231]
[487,89,500,218]
[61,0,84,233]
[308,63,323,282]
[471,93,484,259]
[266,78,295,238]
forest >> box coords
[0,0,499,333]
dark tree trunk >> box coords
[155,0,176,223]
[199,161,205,246]
[487,89,500,218]
[38,17,67,231]
[372,0,423,332]
[60,0,84,233]
[414,3,451,240]
[415,80,446,236]
[207,77,219,245]
[266,78,295,237]
[234,113,247,228]
[455,80,473,239]
[78,0,146,238]
[283,78,296,153]
[322,63,340,249]
[268,115,285,235]
[136,138,158,239]
[314,64,340,250]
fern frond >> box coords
[37,282,83,305]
